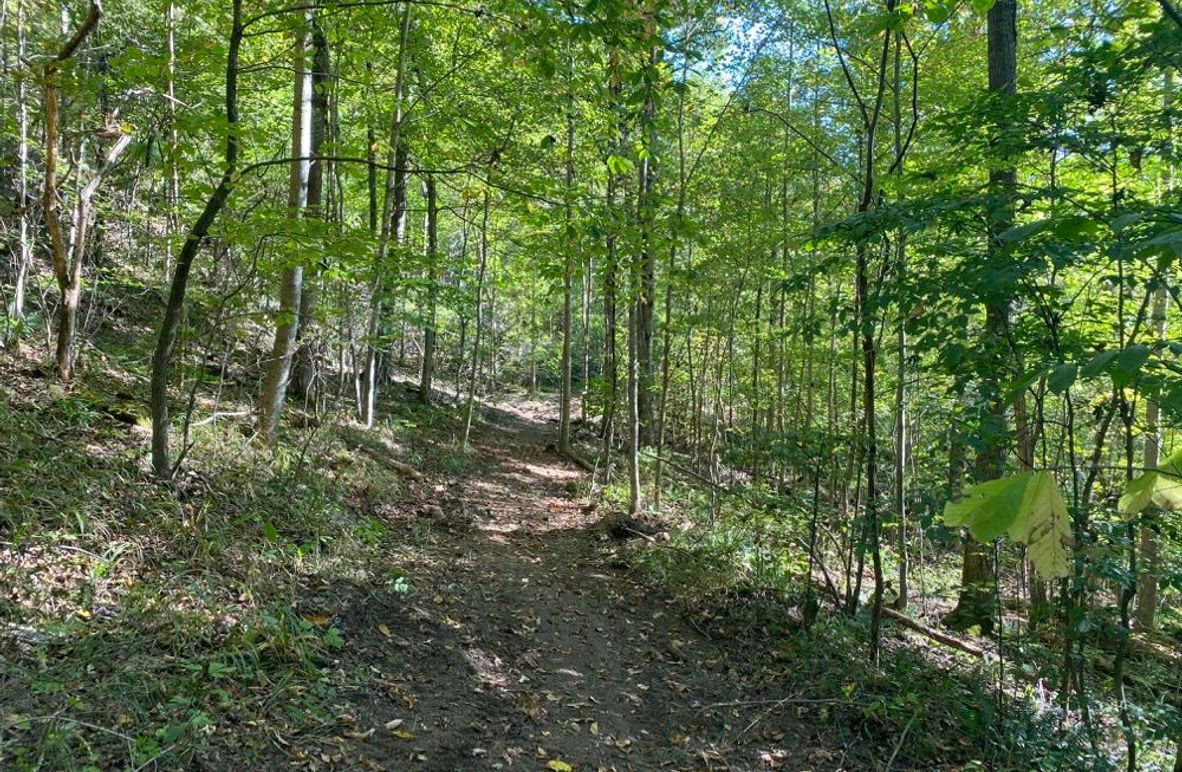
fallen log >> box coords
[355,444,423,480]
[339,427,423,480]
[881,607,986,658]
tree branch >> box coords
[54,1,102,63]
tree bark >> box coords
[635,16,659,447]
[292,25,333,404]
[164,0,180,281]
[258,15,319,446]
[948,0,1017,634]
[892,28,909,611]
[10,0,31,329]
[1136,68,1173,630]
[361,2,412,428]
[419,174,438,402]
[825,0,892,663]
[463,190,491,446]
[42,0,108,382]
[150,0,243,477]
[558,76,576,455]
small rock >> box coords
[419,504,445,519]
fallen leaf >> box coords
[546,760,573,771]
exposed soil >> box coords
[293,399,851,771]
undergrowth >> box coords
[0,355,430,769]
[624,471,1181,771]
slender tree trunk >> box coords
[453,202,471,401]
[627,273,643,515]
[11,0,31,328]
[164,0,180,281]
[463,190,491,446]
[292,26,333,404]
[827,0,892,662]
[258,18,315,445]
[948,0,1017,634]
[558,78,576,455]
[1136,68,1173,630]
[361,3,412,428]
[151,0,243,477]
[891,30,909,611]
[419,174,438,403]
[366,62,378,234]
[602,174,619,456]
[601,75,622,453]
[42,1,107,382]
[635,26,659,447]
[654,37,692,507]
[581,243,593,423]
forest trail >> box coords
[308,398,841,772]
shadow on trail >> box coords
[308,398,857,772]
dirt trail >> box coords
[320,400,844,771]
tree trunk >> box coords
[463,190,491,446]
[258,17,315,446]
[635,29,659,448]
[891,29,909,611]
[948,0,1016,634]
[601,167,620,455]
[291,26,333,405]
[165,0,180,281]
[825,0,893,662]
[419,174,438,403]
[361,3,412,428]
[627,252,643,515]
[151,0,243,477]
[10,0,31,329]
[558,81,576,455]
[1136,68,1172,630]
[42,1,105,382]
[654,30,692,507]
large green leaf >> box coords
[943,472,1072,579]
[1119,447,1182,516]
[944,475,1031,542]
[1008,473,1072,580]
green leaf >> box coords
[1052,215,1100,241]
[999,218,1053,244]
[1114,344,1152,386]
[1112,213,1142,232]
[606,154,634,176]
[943,472,1071,579]
[1008,472,1072,580]
[1081,350,1119,377]
[1119,472,1158,516]
[943,475,1030,542]
[1047,363,1077,395]
[1004,367,1046,401]
[1120,447,1182,516]
[923,0,952,23]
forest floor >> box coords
[297,396,853,771]
[2,352,877,772]
[5,346,1090,771]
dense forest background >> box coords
[2,0,1182,769]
